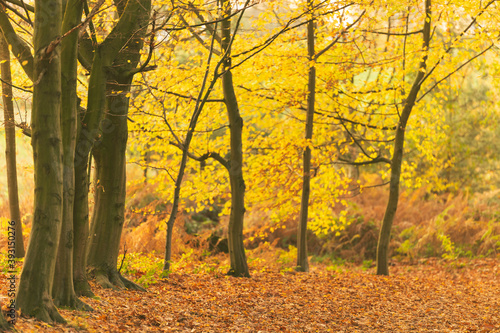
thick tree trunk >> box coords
[296,0,316,273]
[0,32,24,258]
[16,0,66,323]
[221,1,249,278]
[86,83,143,290]
[71,0,151,291]
[86,0,151,289]
[52,0,91,310]
[376,0,431,275]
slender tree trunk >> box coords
[72,47,107,297]
[376,0,431,275]
[221,0,249,277]
[296,0,316,273]
[73,139,93,296]
[163,29,221,274]
[52,0,91,310]
[0,32,24,258]
[16,0,66,323]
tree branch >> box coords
[0,5,33,80]
[169,140,229,170]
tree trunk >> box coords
[52,0,91,310]
[0,32,24,258]
[0,309,9,331]
[16,0,66,323]
[376,0,431,275]
[86,0,150,290]
[72,45,108,297]
[72,0,151,291]
[221,0,249,278]
[86,82,143,290]
[73,140,93,296]
[296,0,316,273]
[162,27,222,274]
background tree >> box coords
[1,31,24,258]
[220,0,250,277]
[374,0,497,275]
[296,0,316,273]
[161,0,251,277]
[376,0,432,275]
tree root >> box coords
[74,278,95,298]
[0,311,10,331]
[54,294,93,312]
[21,299,66,324]
[93,269,146,292]
[226,268,250,278]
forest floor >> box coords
[1,258,499,332]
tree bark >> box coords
[52,0,91,310]
[87,83,132,289]
[73,135,93,296]
[86,0,150,290]
[296,0,316,273]
[0,32,25,258]
[0,309,8,331]
[16,0,66,323]
[376,0,431,275]
[221,0,249,278]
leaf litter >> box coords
[1,258,499,332]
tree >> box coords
[219,0,251,277]
[376,0,431,275]
[1,31,24,258]
[52,0,90,309]
[375,0,497,275]
[85,0,151,290]
[0,0,155,320]
[295,0,316,273]
[15,0,65,323]
[161,0,251,277]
